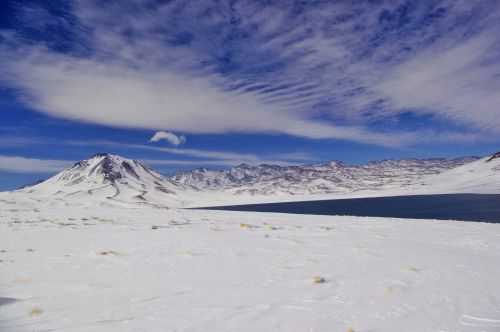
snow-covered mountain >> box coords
[11,152,500,208]
[171,157,478,196]
[418,152,500,194]
[19,153,186,208]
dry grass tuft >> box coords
[29,307,43,317]
[240,223,258,229]
[407,266,420,272]
[312,276,327,284]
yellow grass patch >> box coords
[29,307,43,317]
[407,266,420,272]
[312,276,326,284]
[240,223,258,229]
[267,225,280,230]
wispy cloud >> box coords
[376,30,500,133]
[0,137,42,148]
[0,152,304,176]
[1,1,500,145]
[0,155,71,173]
[65,139,317,165]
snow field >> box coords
[1,205,500,331]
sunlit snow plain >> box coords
[1,153,500,331]
[1,203,500,332]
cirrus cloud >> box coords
[0,155,71,173]
[1,0,500,146]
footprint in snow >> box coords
[97,250,123,256]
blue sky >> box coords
[0,0,499,190]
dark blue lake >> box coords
[197,194,500,223]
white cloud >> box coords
[0,47,404,146]
[65,139,317,165]
[0,155,71,173]
[376,31,500,133]
[149,131,186,146]
[1,0,500,146]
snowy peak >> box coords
[61,153,161,185]
[21,153,185,208]
[486,151,500,162]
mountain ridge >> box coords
[19,153,185,208]
[10,152,500,208]
[170,156,479,195]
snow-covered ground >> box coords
[1,204,500,332]
[1,152,500,331]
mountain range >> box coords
[172,157,478,196]
[5,151,498,208]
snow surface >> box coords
[1,204,500,332]
[1,153,500,331]
[417,154,500,194]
